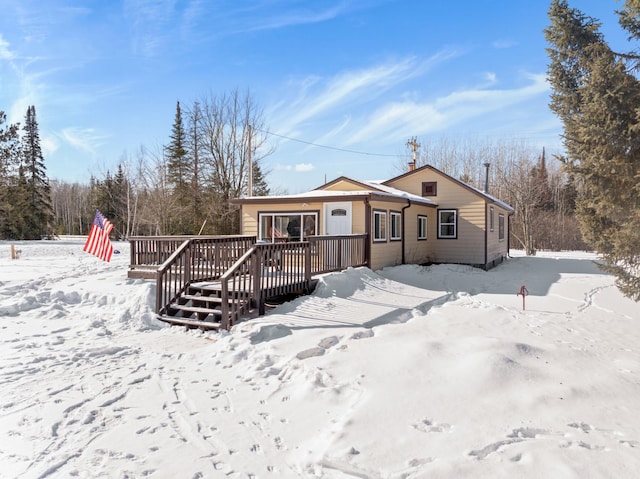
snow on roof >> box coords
[466,183,514,212]
[359,180,438,206]
[238,180,438,206]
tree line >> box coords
[0,90,271,240]
[0,106,54,240]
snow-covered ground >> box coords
[1,239,639,479]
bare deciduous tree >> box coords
[198,89,271,234]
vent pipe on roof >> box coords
[407,137,420,172]
[483,162,490,194]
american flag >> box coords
[84,209,114,262]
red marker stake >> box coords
[517,285,528,311]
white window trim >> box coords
[390,211,402,241]
[498,214,505,241]
[438,209,457,239]
[490,207,495,232]
[418,215,427,240]
[373,210,387,242]
[258,212,318,242]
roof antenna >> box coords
[407,137,420,171]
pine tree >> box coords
[20,105,53,239]
[166,101,195,234]
[546,0,640,300]
[0,111,21,239]
[530,147,554,211]
[250,160,270,196]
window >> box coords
[373,210,387,242]
[490,207,494,232]
[498,214,505,241]
[438,209,457,239]
[390,211,401,241]
[418,215,427,240]
[422,181,437,197]
[259,212,318,242]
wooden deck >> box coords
[129,234,368,330]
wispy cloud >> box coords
[348,72,550,144]
[295,163,315,172]
[41,134,59,157]
[245,2,352,32]
[271,48,462,137]
[493,39,518,49]
[0,34,14,60]
[59,127,109,155]
[123,0,178,57]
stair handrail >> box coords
[219,246,259,330]
[156,239,192,314]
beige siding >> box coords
[403,203,435,266]
[322,179,370,192]
[368,199,402,271]
[350,201,367,234]
[486,204,510,264]
[387,170,487,265]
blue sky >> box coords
[0,0,627,193]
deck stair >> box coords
[158,281,251,331]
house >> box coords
[230,164,514,271]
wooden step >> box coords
[169,304,223,321]
[157,314,221,331]
[179,294,226,306]
[190,282,222,292]
[190,282,253,294]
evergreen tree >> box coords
[20,105,53,239]
[250,159,270,196]
[110,164,129,238]
[546,0,640,300]
[166,101,191,194]
[0,111,21,239]
[166,101,195,234]
[530,148,554,211]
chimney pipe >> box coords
[407,137,420,172]
[483,162,490,194]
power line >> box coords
[256,127,401,158]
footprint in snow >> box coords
[412,418,452,433]
[296,347,325,360]
[296,336,340,359]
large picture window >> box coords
[259,212,317,242]
[373,210,387,242]
[418,215,427,240]
[438,209,457,239]
[390,211,401,241]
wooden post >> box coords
[11,244,16,260]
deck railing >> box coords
[310,234,367,274]
[129,235,256,279]
[154,236,256,316]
